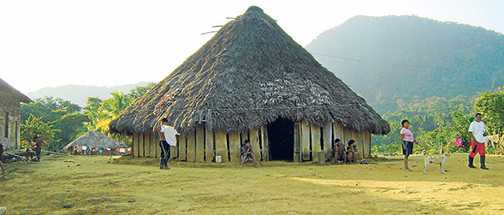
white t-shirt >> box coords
[468,121,488,143]
[161,125,179,146]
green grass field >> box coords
[1,154,503,214]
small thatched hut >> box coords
[110,6,389,162]
[64,131,129,155]
[0,78,31,150]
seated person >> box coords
[333,139,345,163]
[346,139,356,163]
[240,140,259,166]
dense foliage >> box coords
[374,88,504,155]
[307,15,504,108]
[20,84,153,151]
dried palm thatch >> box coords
[63,131,127,151]
[0,78,31,107]
[110,6,390,135]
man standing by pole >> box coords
[468,113,489,170]
[158,118,178,169]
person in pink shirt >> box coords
[400,119,415,171]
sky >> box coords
[1,0,503,93]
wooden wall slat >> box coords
[228,131,241,163]
[250,128,261,162]
[196,126,205,162]
[322,123,332,161]
[293,122,301,162]
[132,134,137,157]
[214,130,228,162]
[139,133,145,157]
[300,121,311,161]
[178,134,187,161]
[144,132,156,158]
[186,131,196,162]
[205,128,214,162]
[260,126,269,161]
[311,126,322,162]
[153,133,159,159]
[333,123,344,143]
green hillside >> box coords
[306,15,504,109]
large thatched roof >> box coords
[64,131,128,150]
[0,78,31,107]
[110,6,390,135]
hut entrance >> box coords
[267,118,294,161]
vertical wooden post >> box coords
[293,122,301,162]
[260,126,269,161]
[186,131,196,162]
[132,134,137,157]
[205,127,215,162]
[228,131,240,163]
[311,126,322,162]
[300,121,311,161]
[250,128,261,162]
[144,133,151,157]
[214,130,228,162]
[178,134,187,161]
[151,132,161,158]
[139,133,145,157]
[196,126,205,162]
[323,123,332,162]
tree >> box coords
[20,115,56,150]
[21,97,87,151]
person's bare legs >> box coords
[404,156,412,171]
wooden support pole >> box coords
[300,121,311,161]
[323,123,332,162]
[228,131,240,163]
[250,128,261,162]
[293,122,301,162]
[178,134,187,161]
[196,126,205,162]
[214,130,228,162]
[205,128,214,162]
[139,133,144,157]
[260,126,269,161]
[186,131,196,162]
[311,126,322,162]
[132,133,138,157]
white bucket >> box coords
[215,155,222,163]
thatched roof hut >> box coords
[1,78,31,150]
[110,6,389,163]
[64,131,128,151]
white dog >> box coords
[422,149,449,174]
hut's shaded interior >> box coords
[268,118,294,161]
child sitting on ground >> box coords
[346,139,356,163]
[333,138,345,163]
[240,140,259,166]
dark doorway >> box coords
[267,118,294,161]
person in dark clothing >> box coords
[333,138,345,163]
[346,139,356,163]
[0,143,4,177]
[34,135,44,162]
[158,118,178,169]
[240,140,259,166]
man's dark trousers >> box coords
[159,140,170,168]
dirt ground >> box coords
[0,154,503,215]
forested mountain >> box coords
[27,82,151,106]
[306,15,504,110]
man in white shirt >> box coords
[468,113,489,170]
[159,118,179,169]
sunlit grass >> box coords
[1,154,503,214]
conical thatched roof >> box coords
[64,131,128,150]
[0,78,31,107]
[110,6,390,135]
